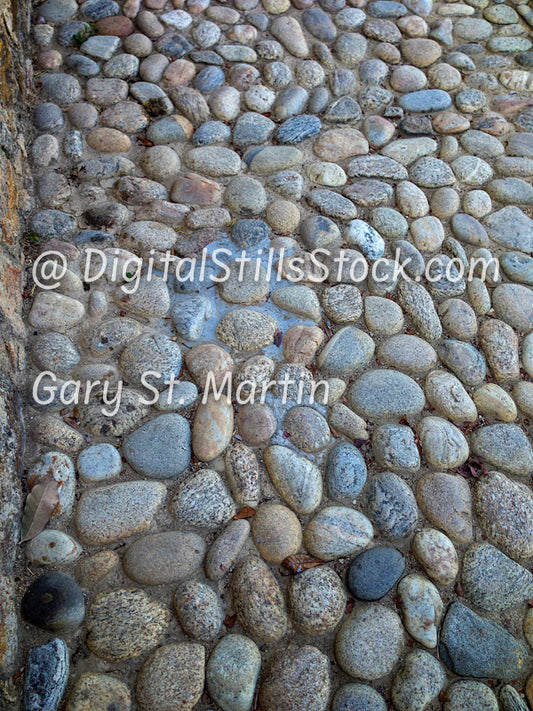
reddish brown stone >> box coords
[96,16,135,36]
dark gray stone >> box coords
[21,572,85,633]
[347,546,405,601]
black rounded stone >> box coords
[346,546,405,601]
[21,571,85,633]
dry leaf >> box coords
[233,507,256,519]
[282,554,325,574]
[20,474,60,543]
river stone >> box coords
[397,281,442,341]
[86,589,169,662]
[65,674,131,711]
[136,643,204,711]
[336,605,404,680]
[123,414,191,478]
[367,471,418,539]
[207,635,261,711]
[317,326,375,378]
[174,580,223,642]
[304,506,374,560]
[252,503,302,564]
[205,519,250,581]
[120,333,182,390]
[392,650,446,711]
[25,530,82,566]
[416,472,473,544]
[492,283,533,333]
[326,441,367,501]
[483,206,533,254]
[398,576,443,649]
[425,369,477,422]
[372,424,421,472]
[123,531,206,585]
[21,572,85,634]
[471,424,533,476]
[259,646,330,711]
[25,639,69,711]
[439,602,529,680]
[475,471,533,559]
[438,340,487,388]
[287,567,346,634]
[417,417,469,469]
[348,369,425,420]
[377,335,437,378]
[462,543,533,613]
[332,685,387,711]
[264,445,322,514]
[444,681,499,711]
[75,481,166,545]
[171,468,236,528]
[412,529,459,586]
[231,557,288,643]
[347,546,405,600]
[216,309,277,350]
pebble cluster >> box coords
[19,0,533,706]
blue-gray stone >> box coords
[123,413,191,479]
[366,471,418,539]
[399,89,452,112]
[367,0,407,17]
[66,54,100,77]
[171,295,212,341]
[307,189,357,220]
[24,639,69,711]
[21,571,85,633]
[326,441,367,501]
[30,210,77,239]
[81,0,119,19]
[193,121,231,146]
[439,602,530,681]
[38,0,78,24]
[74,229,115,244]
[233,112,275,147]
[156,33,194,58]
[347,546,405,600]
[330,68,357,97]
[333,684,387,711]
[33,103,64,133]
[189,50,224,66]
[359,59,388,85]
[302,7,338,42]
[266,170,304,200]
[308,87,330,114]
[58,20,92,46]
[324,96,362,122]
[276,115,322,144]
[40,74,82,104]
[233,219,269,248]
[300,215,340,249]
[194,66,225,92]
[146,117,186,144]
[501,251,533,286]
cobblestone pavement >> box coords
[17,0,533,706]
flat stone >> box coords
[347,546,405,600]
[76,481,166,545]
[348,369,425,420]
[462,543,533,613]
[123,531,206,585]
[471,424,533,476]
[440,602,529,681]
[367,471,418,540]
[304,506,373,560]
